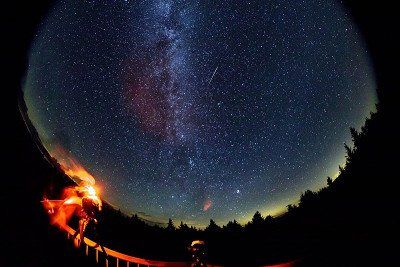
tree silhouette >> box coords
[245,211,264,230]
[178,221,190,232]
[251,211,264,225]
[344,142,354,164]
[350,127,361,150]
[265,215,274,224]
[287,204,297,213]
[327,176,333,186]
[338,165,345,174]
[299,190,316,207]
[224,219,242,232]
[205,219,221,232]
[166,218,175,231]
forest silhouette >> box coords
[16,83,399,266]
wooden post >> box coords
[85,244,89,256]
[96,249,99,263]
[105,258,109,267]
[126,261,129,267]
[116,258,119,267]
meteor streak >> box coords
[208,66,218,85]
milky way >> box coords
[24,0,376,226]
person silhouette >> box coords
[72,186,108,258]
[189,240,207,267]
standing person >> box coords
[189,240,207,267]
[73,186,108,258]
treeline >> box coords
[97,95,384,232]
[44,88,399,266]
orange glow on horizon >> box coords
[50,145,95,185]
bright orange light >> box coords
[77,185,102,210]
[42,145,104,228]
[50,145,95,185]
[83,185,97,197]
[43,184,102,228]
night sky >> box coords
[24,0,376,227]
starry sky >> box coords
[24,0,376,227]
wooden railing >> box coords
[61,223,218,267]
[60,223,297,267]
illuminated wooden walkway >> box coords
[60,223,297,267]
